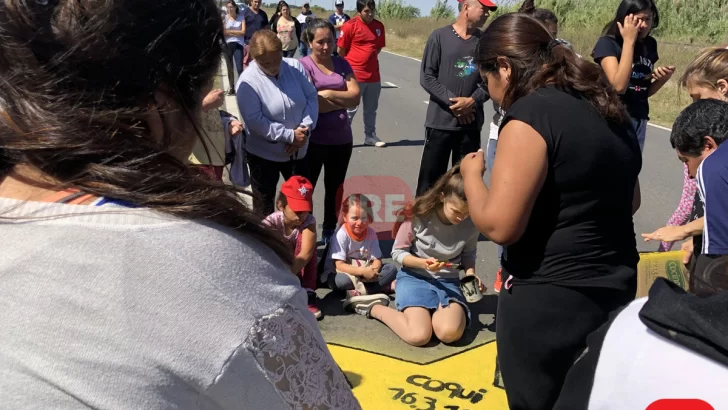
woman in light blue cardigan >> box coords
[237,30,318,215]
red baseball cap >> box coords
[281,176,313,213]
[459,0,497,10]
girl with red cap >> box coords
[263,175,322,319]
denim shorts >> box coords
[395,269,471,325]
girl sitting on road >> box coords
[356,166,483,347]
[593,0,673,152]
[263,176,321,319]
[323,194,396,312]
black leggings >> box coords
[496,281,635,410]
[305,142,353,232]
[246,151,308,216]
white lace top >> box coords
[0,197,361,409]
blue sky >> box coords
[285,0,444,16]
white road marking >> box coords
[383,51,674,132]
[423,100,429,104]
[382,50,422,63]
[382,81,399,88]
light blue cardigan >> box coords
[236,58,319,162]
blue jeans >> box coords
[631,118,648,152]
[227,42,245,76]
[394,269,471,324]
[347,81,381,139]
[298,41,310,57]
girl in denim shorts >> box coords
[354,166,484,346]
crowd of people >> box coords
[1,0,728,408]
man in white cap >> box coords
[297,2,316,57]
[416,0,496,194]
[328,0,351,57]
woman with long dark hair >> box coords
[224,0,247,78]
[592,0,673,152]
[299,19,360,245]
[0,0,356,407]
[460,13,642,410]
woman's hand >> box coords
[292,126,308,148]
[618,14,640,45]
[459,149,486,179]
[652,66,676,81]
[228,120,243,135]
[318,89,334,100]
[202,89,225,111]
[642,225,690,243]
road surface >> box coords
[220,50,685,364]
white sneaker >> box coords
[364,135,386,147]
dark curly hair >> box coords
[0,0,291,263]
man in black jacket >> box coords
[415,0,495,196]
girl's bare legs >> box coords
[370,305,433,346]
[432,302,467,344]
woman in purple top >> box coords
[300,19,361,244]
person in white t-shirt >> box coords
[323,194,396,312]
[296,2,316,57]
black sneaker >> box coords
[351,295,389,318]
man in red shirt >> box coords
[337,0,387,147]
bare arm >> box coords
[599,50,634,94]
[337,47,348,58]
[291,226,316,274]
[642,217,704,243]
[334,260,369,276]
[318,95,343,113]
[318,74,360,108]
[462,120,548,245]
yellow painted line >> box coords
[329,342,509,410]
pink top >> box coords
[263,211,316,249]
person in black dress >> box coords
[459,13,642,410]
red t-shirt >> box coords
[337,16,385,83]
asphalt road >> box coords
[221,51,685,359]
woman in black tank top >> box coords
[459,13,642,410]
